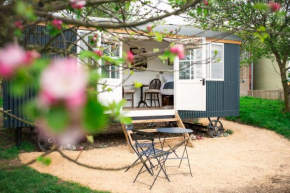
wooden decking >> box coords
[121,112,194,153]
[123,106,174,111]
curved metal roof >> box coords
[137,24,242,42]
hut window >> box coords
[179,48,203,80]
[207,43,224,80]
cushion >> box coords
[124,89,135,93]
[162,74,174,82]
[145,89,160,93]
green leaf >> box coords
[82,98,107,133]
[197,7,202,15]
[89,70,100,84]
[79,50,97,59]
[15,1,36,21]
[133,81,143,88]
[257,26,266,32]
[14,29,23,37]
[46,107,69,132]
[86,135,94,144]
[153,48,160,53]
[253,3,269,11]
[125,1,131,10]
[36,156,52,166]
[214,50,218,56]
[120,116,132,124]
[154,32,163,42]
[203,8,208,16]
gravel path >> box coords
[20,119,290,193]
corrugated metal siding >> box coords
[3,25,77,128]
[179,43,240,119]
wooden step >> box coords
[132,118,179,124]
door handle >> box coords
[200,78,205,86]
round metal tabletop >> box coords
[156,127,193,134]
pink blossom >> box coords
[37,119,86,146]
[14,21,23,30]
[203,0,209,6]
[92,34,98,42]
[170,44,185,59]
[52,19,62,30]
[0,44,27,78]
[66,91,87,108]
[94,50,102,57]
[268,2,281,12]
[147,26,152,32]
[70,0,86,9]
[39,58,88,108]
[127,51,134,63]
[24,50,40,65]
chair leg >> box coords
[125,157,139,172]
[150,156,170,190]
[157,94,160,107]
[133,164,145,183]
[144,93,147,107]
[185,144,193,177]
[150,93,152,107]
[131,93,134,108]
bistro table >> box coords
[137,84,149,108]
[157,127,193,176]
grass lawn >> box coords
[0,167,107,193]
[0,129,107,193]
[226,96,290,139]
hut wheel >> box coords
[38,135,55,152]
[207,120,224,138]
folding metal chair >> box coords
[132,130,171,190]
[125,125,155,174]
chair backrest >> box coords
[149,79,161,89]
[132,130,155,154]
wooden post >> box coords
[175,112,194,148]
[121,123,134,153]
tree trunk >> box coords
[272,49,290,112]
[278,62,290,112]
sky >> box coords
[139,0,190,25]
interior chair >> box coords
[144,79,161,107]
[122,87,135,108]
[131,130,172,190]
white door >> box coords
[77,30,122,106]
[174,38,206,111]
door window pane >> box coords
[179,61,190,79]
[101,42,121,79]
[196,62,203,78]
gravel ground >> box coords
[20,118,290,193]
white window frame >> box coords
[100,41,123,79]
[207,42,224,81]
[77,30,122,80]
[179,48,204,80]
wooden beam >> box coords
[132,118,178,124]
[120,123,134,153]
[175,112,194,148]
